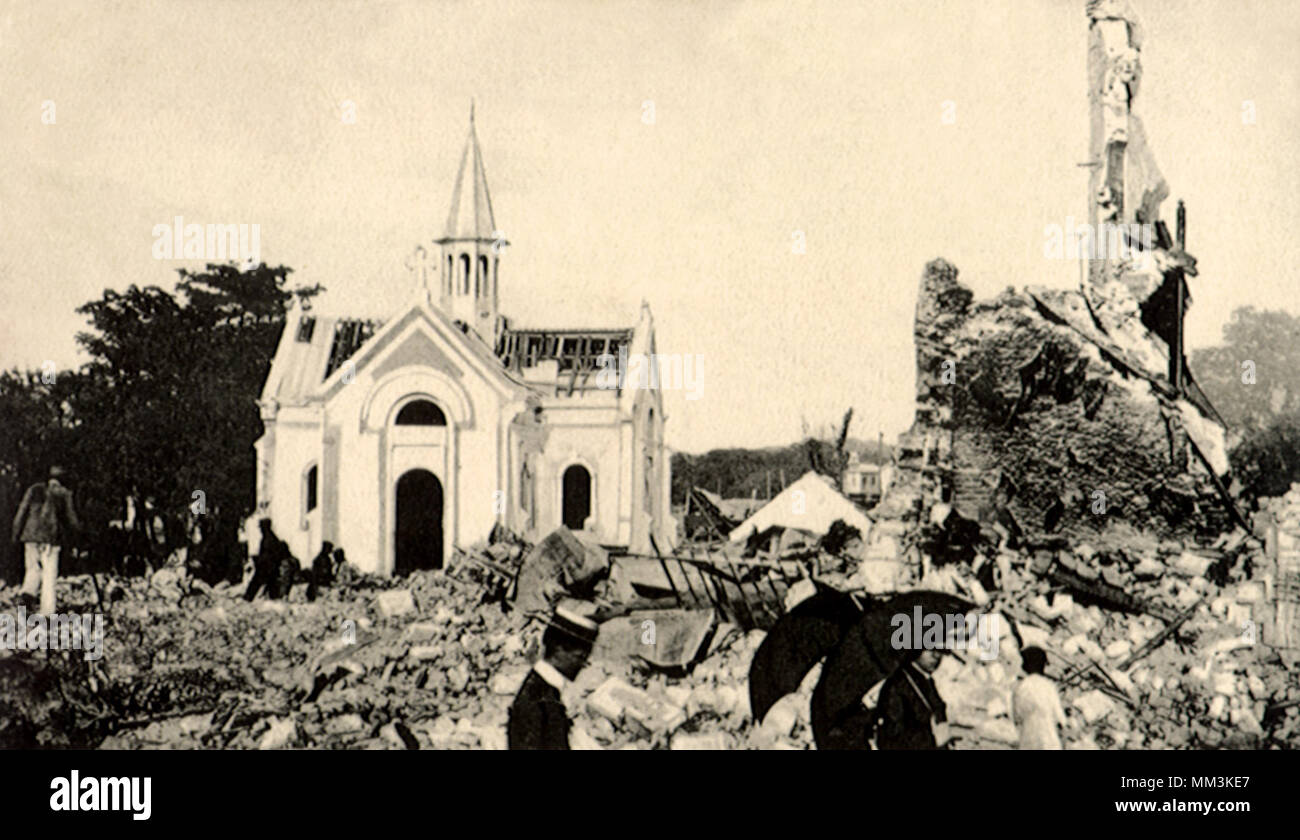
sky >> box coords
[1,0,1297,454]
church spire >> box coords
[434,105,502,347]
[440,102,496,243]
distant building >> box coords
[252,111,674,575]
[842,452,892,506]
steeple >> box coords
[441,102,497,242]
[433,104,504,347]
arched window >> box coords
[478,256,489,298]
[446,255,453,295]
[395,400,446,426]
[459,254,471,295]
[562,464,592,531]
[493,257,499,298]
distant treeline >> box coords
[670,438,893,505]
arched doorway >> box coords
[395,469,443,574]
[561,465,591,531]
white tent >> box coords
[728,471,873,544]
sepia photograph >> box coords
[1,0,1296,821]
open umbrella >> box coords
[749,588,972,749]
[747,583,866,724]
[810,591,971,749]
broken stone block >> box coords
[198,605,228,624]
[258,717,298,750]
[670,732,730,750]
[1017,625,1051,649]
[1231,708,1264,737]
[590,609,714,671]
[1132,556,1164,580]
[1030,593,1073,622]
[408,644,443,661]
[587,677,686,732]
[477,727,508,751]
[402,621,439,642]
[422,717,456,744]
[515,527,609,615]
[1104,640,1132,659]
[1072,690,1115,724]
[1236,581,1267,603]
[1174,552,1214,577]
[375,590,415,618]
[325,713,366,735]
[447,664,470,693]
[665,685,691,709]
[490,667,529,696]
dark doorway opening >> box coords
[562,465,591,531]
[395,469,443,574]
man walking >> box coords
[11,466,81,616]
[508,606,598,749]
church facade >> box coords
[252,113,675,575]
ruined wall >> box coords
[894,258,1227,541]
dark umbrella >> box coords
[748,588,971,749]
[748,583,866,724]
[810,591,971,749]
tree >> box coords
[1190,306,1300,504]
[1190,306,1300,435]
[71,263,320,576]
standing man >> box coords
[1013,646,1068,750]
[508,606,598,750]
[11,466,81,616]
[875,647,951,750]
[244,519,295,601]
[306,541,335,602]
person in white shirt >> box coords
[1013,646,1068,750]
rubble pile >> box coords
[918,550,1295,751]
[884,259,1231,541]
[0,542,817,750]
[3,468,1298,750]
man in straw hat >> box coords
[508,605,599,750]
